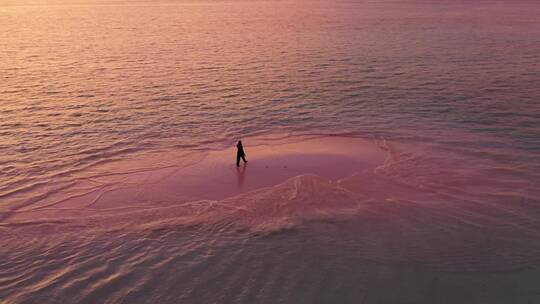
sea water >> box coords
[1,0,540,303]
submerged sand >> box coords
[1,135,386,222]
[2,135,540,304]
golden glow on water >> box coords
[1,1,540,303]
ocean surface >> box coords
[1,0,540,303]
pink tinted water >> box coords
[1,1,540,303]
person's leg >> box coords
[242,155,247,163]
[236,153,241,166]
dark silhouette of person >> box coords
[236,140,247,166]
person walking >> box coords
[236,140,247,166]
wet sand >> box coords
[2,135,387,224]
[2,135,540,304]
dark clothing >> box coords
[236,153,247,166]
[236,143,247,166]
[237,143,245,155]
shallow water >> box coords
[1,0,540,303]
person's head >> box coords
[238,140,242,145]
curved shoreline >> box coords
[2,135,388,225]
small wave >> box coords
[136,174,362,234]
